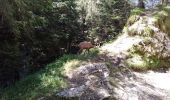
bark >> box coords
[138,0,145,9]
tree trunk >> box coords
[138,0,145,9]
[161,0,168,5]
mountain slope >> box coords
[1,5,170,100]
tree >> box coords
[138,0,145,9]
[0,0,81,87]
[76,0,131,42]
[0,0,132,88]
[161,0,168,5]
[0,0,22,87]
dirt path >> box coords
[99,27,170,100]
[112,69,170,100]
[100,33,143,55]
[99,24,170,99]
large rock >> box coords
[56,63,112,100]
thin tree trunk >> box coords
[138,0,145,9]
[161,0,168,5]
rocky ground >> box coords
[56,33,170,100]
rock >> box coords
[56,63,112,100]
[95,88,111,100]
[56,84,87,97]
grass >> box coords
[126,53,148,71]
[153,5,170,36]
[126,15,140,26]
[143,26,154,37]
[126,7,145,26]
[127,50,170,71]
[130,7,145,15]
[0,48,99,100]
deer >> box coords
[78,41,94,54]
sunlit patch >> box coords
[62,60,87,78]
[97,88,110,98]
[127,54,147,70]
[100,33,143,55]
[139,71,170,90]
[158,10,168,16]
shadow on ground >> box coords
[44,52,170,100]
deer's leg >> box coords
[83,49,87,54]
[78,49,82,54]
[84,49,89,54]
[87,49,90,53]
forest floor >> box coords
[56,33,170,100]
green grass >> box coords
[153,5,170,36]
[126,15,140,26]
[130,7,145,15]
[0,48,99,100]
[126,7,145,26]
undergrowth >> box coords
[127,48,170,71]
[0,48,99,100]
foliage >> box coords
[0,0,23,87]
[0,0,80,87]
[0,0,131,88]
[76,0,131,42]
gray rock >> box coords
[56,63,112,100]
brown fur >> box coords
[78,41,94,54]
